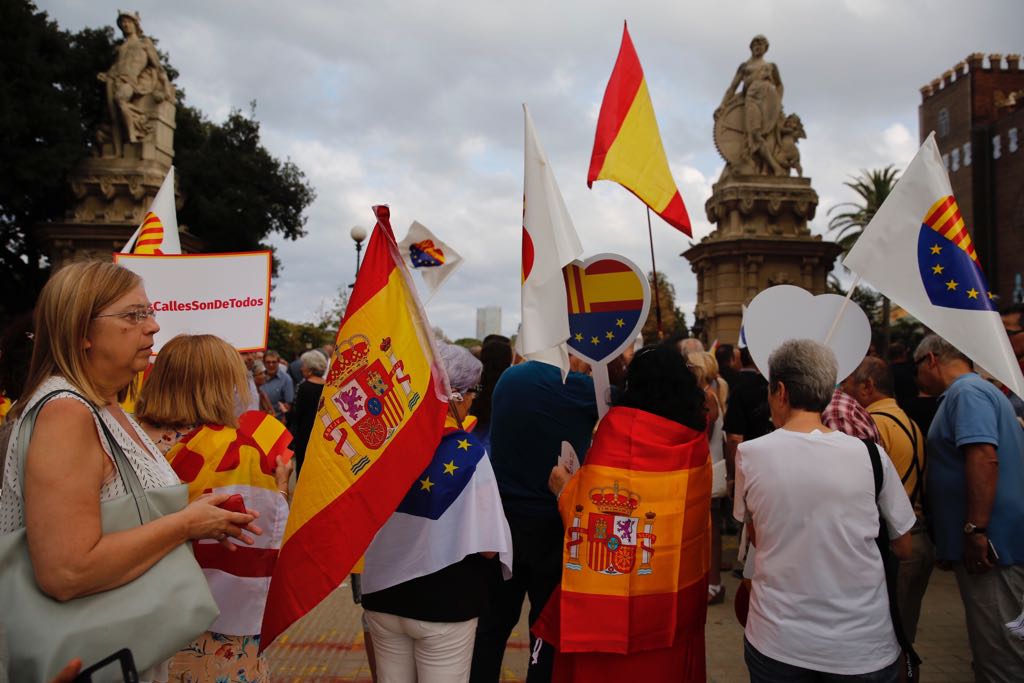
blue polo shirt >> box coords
[488,361,598,521]
[926,373,1024,565]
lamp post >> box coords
[348,225,368,288]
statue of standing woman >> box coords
[97,11,175,157]
[714,35,803,179]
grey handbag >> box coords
[0,391,219,682]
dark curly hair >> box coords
[615,345,706,431]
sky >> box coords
[39,0,1024,340]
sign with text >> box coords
[114,251,272,353]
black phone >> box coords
[72,648,139,683]
[988,539,1000,564]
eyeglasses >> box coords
[94,305,157,325]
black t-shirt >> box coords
[360,554,492,622]
[890,360,918,411]
[287,380,325,464]
[722,369,773,441]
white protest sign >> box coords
[558,440,580,475]
[115,251,271,353]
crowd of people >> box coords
[0,259,1023,682]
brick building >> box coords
[919,52,1024,302]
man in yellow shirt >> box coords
[843,356,933,644]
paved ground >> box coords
[266,535,974,682]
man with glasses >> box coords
[262,349,294,422]
[914,334,1024,680]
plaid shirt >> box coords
[823,388,882,443]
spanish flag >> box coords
[261,205,449,649]
[588,23,691,236]
[533,406,710,680]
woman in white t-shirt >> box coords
[733,339,915,682]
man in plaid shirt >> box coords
[823,386,882,443]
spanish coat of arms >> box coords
[565,481,657,576]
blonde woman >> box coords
[136,334,293,683]
[688,351,728,604]
[0,262,259,682]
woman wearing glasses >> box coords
[0,261,260,681]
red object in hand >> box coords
[217,494,247,515]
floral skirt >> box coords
[168,631,269,683]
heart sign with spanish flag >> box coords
[563,253,650,367]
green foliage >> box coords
[827,165,901,254]
[452,338,482,349]
[827,274,883,326]
[642,271,687,343]
[267,317,334,361]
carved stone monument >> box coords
[36,10,199,267]
[683,35,841,343]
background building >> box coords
[476,306,502,340]
[919,52,1024,303]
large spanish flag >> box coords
[533,406,709,679]
[261,205,449,649]
[588,23,691,236]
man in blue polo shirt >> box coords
[915,334,1024,680]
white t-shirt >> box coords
[733,427,916,675]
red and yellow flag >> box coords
[533,407,709,674]
[261,205,449,649]
[588,23,691,236]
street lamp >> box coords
[348,225,368,288]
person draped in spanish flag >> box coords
[535,345,711,681]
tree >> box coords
[642,271,687,344]
[828,165,901,358]
[267,317,334,361]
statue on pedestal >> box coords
[714,35,804,180]
[96,10,175,158]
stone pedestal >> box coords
[683,175,842,344]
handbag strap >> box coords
[15,389,154,525]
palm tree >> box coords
[827,165,901,358]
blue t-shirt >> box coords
[927,373,1024,565]
[488,361,598,520]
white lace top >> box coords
[0,375,180,534]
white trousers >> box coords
[363,610,477,683]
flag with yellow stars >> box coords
[845,133,1024,396]
[360,414,513,593]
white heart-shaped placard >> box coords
[744,285,871,383]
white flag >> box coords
[398,221,463,296]
[121,166,181,254]
[844,134,1023,396]
[520,105,583,377]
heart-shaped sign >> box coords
[743,285,871,383]
[564,253,651,366]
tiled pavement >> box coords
[266,536,974,682]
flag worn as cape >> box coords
[121,166,181,254]
[397,220,464,297]
[361,414,512,593]
[166,411,292,636]
[521,105,584,377]
[844,133,1024,397]
[533,406,710,666]
[260,205,449,649]
[587,23,691,236]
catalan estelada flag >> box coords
[588,23,691,236]
[844,133,1024,397]
[166,411,293,637]
[564,258,646,363]
[532,406,710,680]
[261,205,449,649]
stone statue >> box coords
[714,35,803,179]
[97,10,175,157]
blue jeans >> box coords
[744,638,899,682]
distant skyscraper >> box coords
[476,306,502,340]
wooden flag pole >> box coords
[646,207,664,339]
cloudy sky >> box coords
[41,0,1024,339]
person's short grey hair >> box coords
[300,349,328,375]
[251,360,266,375]
[768,339,838,412]
[438,343,482,393]
[913,334,972,367]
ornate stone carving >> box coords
[96,10,176,158]
[714,35,805,180]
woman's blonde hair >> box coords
[136,334,249,429]
[15,261,142,416]
[688,351,729,406]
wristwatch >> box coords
[963,522,987,535]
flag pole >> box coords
[824,274,862,346]
[646,207,664,339]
